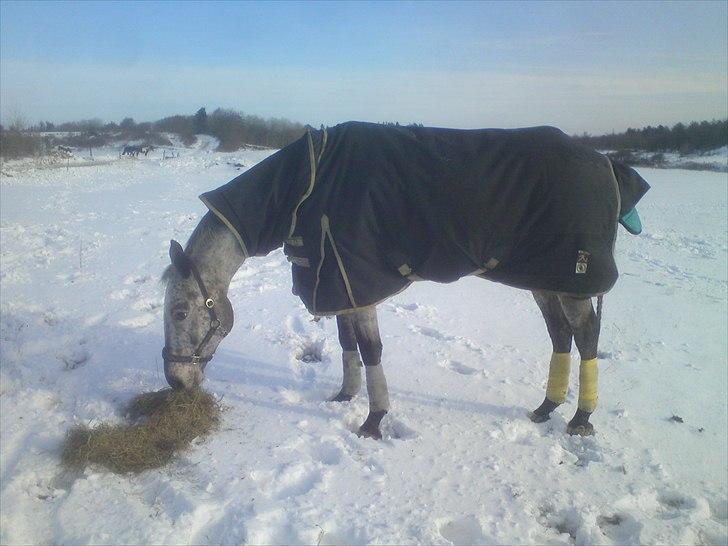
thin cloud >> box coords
[1,60,726,133]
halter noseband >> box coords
[162,253,225,367]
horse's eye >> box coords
[174,311,188,321]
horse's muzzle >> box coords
[164,361,204,390]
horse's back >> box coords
[307,122,621,299]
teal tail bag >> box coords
[620,207,643,235]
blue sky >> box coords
[1,0,726,134]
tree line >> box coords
[2,112,726,160]
[0,107,307,159]
[154,108,307,151]
[573,119,727,154]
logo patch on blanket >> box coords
[576,250,591,274]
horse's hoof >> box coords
[356,410,387,440]
[567,423,594,436]
[530,398,559,423]
[330,391,354,402]
[356,424,382,440]
[529,411,551,423]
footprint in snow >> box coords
[381,415,419,441]
[439,358,479,376]
[119,313,156,328]
[123,274,152,285]
[308,439,344,466]
[269,462,323,500]
[656,490,703,519]
[560,434,603,466]
[410,324,451,341]
[388,301,439,318]
[284,314,307,335]
[59,345,91,370]
[597,512,643,544]
[131,299,163,312]
[109,289,131,300]
[437,515,490,546]
[296,339,324,363]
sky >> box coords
[1,0,726,134]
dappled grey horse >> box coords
[162,122,649,439]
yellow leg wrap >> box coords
[578,358,598,412]
[545,352,571,404]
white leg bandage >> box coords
[365,364,390,412]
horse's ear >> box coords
[169,240,192,278]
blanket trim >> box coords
[312,215,358,314]
[288,128,328,238]
[312,282,413,317]
[286,236,304,247]
[199,194,250,258]
[287,256,311,267]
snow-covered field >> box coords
[1,141,726,545]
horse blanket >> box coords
[200,122,649,315]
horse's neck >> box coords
[186,212,246,292]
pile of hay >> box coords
[62,389,221,474]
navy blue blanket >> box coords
[201,122,649,315]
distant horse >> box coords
[161,122,649,439]
[57,145,73,157]
[122,145,151,157]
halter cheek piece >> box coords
[162,254,227,367]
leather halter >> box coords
[162,255,225,367]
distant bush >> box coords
[193,108,209,135]
[155,115,196,145]
[154,108,306,151]
[207,108,306,151]
[0,130,47,159]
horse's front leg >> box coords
[330,314,363,402]
[351,307,389,439]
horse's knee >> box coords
[558,295,599,359]
[351,309,382,365]
[558,295,594,328]
[359,339,383,366]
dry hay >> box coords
[61,389,221,474]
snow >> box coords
[599,147,728,172]
[1,143,726,545]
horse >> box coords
[161,122,649,439]
[122,145,143,157]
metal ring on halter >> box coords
[205,298,215,308]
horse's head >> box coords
[162,240,234,390]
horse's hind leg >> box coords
[558,295,600,436]
[351,307,389,439]
[530,290,574,423]
[331,314,363,402]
